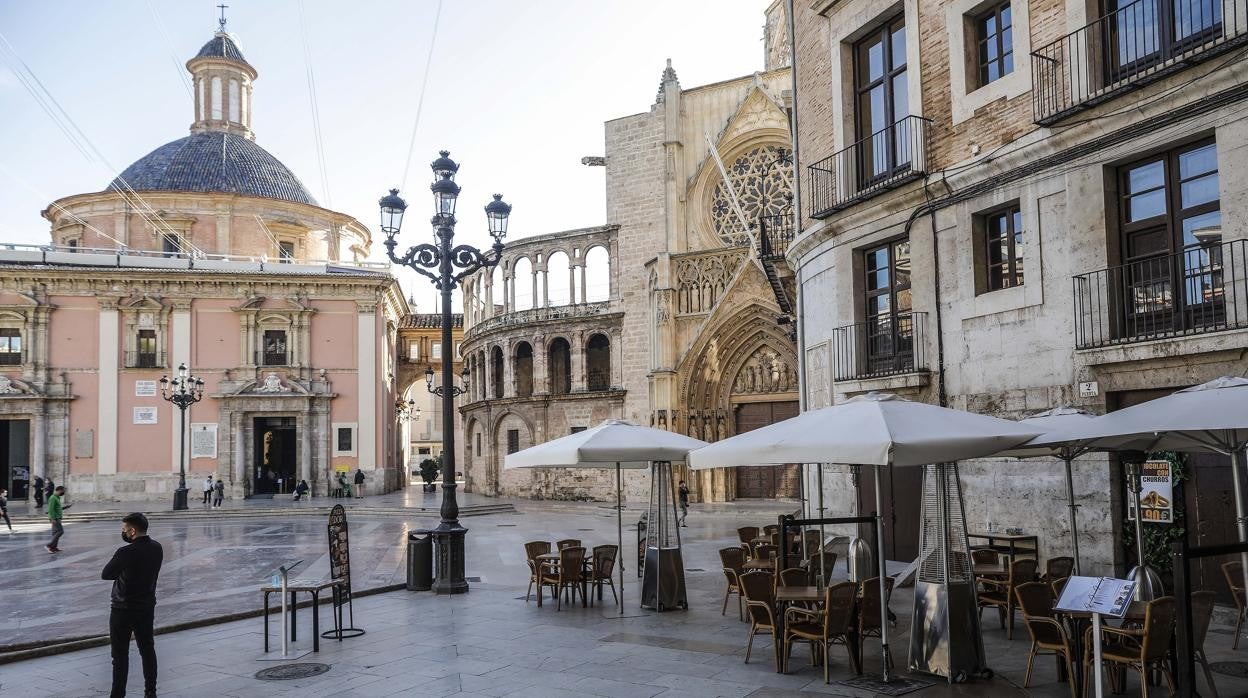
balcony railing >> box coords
[464,300,615,340]
[256,351,290,367]
[1031,0,1247,124]
[1074,239,1248,349]
[124,351,165,369]
[807,116,930,219]
[757,213,795,260]
[586,368,611,392]
[832,311,928,381]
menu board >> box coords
[1055,576,1137,618]
[327,504,352,604]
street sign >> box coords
[1079,381,1099,398]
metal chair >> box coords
[523,540,551,603]
[590,544,619,606]
[979,557,1038,640]
[1222,560,1246,649]
[719,546,746,620]
[783,581,860,681]
[739,571,777,666]
[1014,582,1075,698]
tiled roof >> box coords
[402,313,463,329]
[109,132,317,206]
[194,33,250,67]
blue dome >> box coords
[109,132,318,206]
[194,33,250,67]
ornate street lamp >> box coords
[381,151,510,594]
[395,397,420,421]
[159,363,205,511]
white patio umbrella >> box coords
[688,392,1039,680]
[503,419,708,614]
[1034,376,1248,599]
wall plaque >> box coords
[73,429,94,458]
[133,407,158,425]
[191,423,217,459]
[135,380,158,397]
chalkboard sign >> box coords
[327,504,352,604]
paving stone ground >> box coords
[3,491,1248,697]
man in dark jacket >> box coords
[102,512,163,698]
[353,468,366,498]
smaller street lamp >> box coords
[395,397,421,422]
[425,364,470,396]
[159,363,205,511]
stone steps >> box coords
[8,502,516,524]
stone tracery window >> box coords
[710,144,793,247]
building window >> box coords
[1104,0,1224,78]
[136,329,159,368]
[585,334,610,391]
[262,329,288,366]
[976,2,1013,87]
[863,239,913,374]
[475,432,481,457]
[548,337,571,395]
[506,429,520,454]
[1116,139,1222,336]
[333,425,357,456]
[432,342,442,360]
[854,14,909,183]
[408,341,420,362]
[66,239,79,252]
[211,76,223,120]
[228,79,241,122]
[162,234,183,257]
[982,205,1024,291]
[278,241,295,263]
[0,328,21,365]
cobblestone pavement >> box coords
[4,491,1248,696]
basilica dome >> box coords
[109,131,317,206]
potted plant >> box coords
[419,456,440,493]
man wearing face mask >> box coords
[101,512,163,698]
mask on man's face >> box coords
[122,531,134,543]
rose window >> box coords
[710,144,793,247]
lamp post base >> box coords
[431,523,469,595]
[172,487,189,511]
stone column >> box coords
[31,409,46,481]
[533,335,548,394]
[503,341,515,398]
[298,411,312,482]
[98,298,119,476]
[569,264,577,305]
[356,302,378,470]
[570,331,586,392]
[540,269,550,307]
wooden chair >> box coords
[719,547,746,620]
[783,581,861,681]
[1042,556,1075,583]
[857,577,894,671]
[1084,596,1176,698]
[979,557,1038,639]
[1014,582,1075,698]
[590,544,619,606]
[739,571,777,665]
[777,567,809,588]
[556,538,581,550]
[754,544,778,563]
[1223,560,1246,649]
[539,546,586,611]
[737,526,759,556]
[523,541,551,603]
[1191,590,1220,698]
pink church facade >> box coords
[0,28,407,502]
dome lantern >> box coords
[187,29,258,140]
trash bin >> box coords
[407,530,433,591]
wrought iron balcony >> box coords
[756,214,795,260]
[1074,239,1248,349]
[832,311,928,381]
[124,351,165,369]
[1031,0,1247,124]
[255,350,290,367]
[0,351,21,366]
[807,116,930,219]
[586,368,611,392]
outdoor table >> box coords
[771,585,825,673]
[260,577,344,653]
[742,557,774,571]
[534,551,590,608]
[966,532,1039,563]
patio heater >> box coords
[908,463,988,684]
[641,460,687,611]
[847,465,875,582]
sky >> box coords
[0,1,773,311]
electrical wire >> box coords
[297,0,332,208]
[146,0,194,99]
[400,0,444,192]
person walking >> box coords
[102,512,163,698]
[353,468,365,499]
[201,476,213,506]
[33,475,44,510]
[0,487,12,533]
[678,480,690,527]
[44,477,55,506]
[293,479,309,501]
[212,478,224,509]
[46,485,70,552]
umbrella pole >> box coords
[1064,456,1081,575]
[617,461,623,616]
[1231,443,1248,621]
[818,463,826,587]
[873,463,891,682]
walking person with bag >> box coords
[212,478,224,509]
[46,485,70,552]
[0,487,12,533]
[102,512,163,698]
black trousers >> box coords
[110,607,156,697]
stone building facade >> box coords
[0,27,406,502]
[396,313,464,483]
[459,2,804,503]
[789,0,1248,581]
